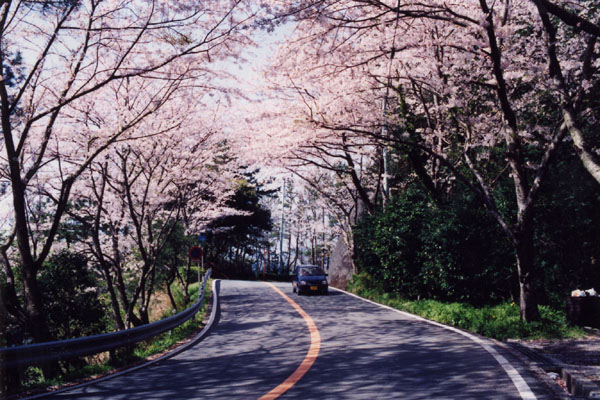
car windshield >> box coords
[299,266,325,276]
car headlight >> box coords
[322,280,328,285]
[300,281,307,285]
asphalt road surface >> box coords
[41,280,553,399]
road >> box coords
[42,280,553,399]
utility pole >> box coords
[278,179,286,274]
[321,207,326,269]
[382,91,390,208]
[382,17,396,208]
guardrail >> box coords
[0,269,212,369]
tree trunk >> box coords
[22,265,58,378]
[1,256,27,327]
[515,223,541,322]
[183,258,192,303]
[139,304,150,326]
[2,47,54,360]
[10,179,54,353]
[166,274,178,312]
[100,264,125,331]
[519,278,540,322]
[0,268,23,396]
[563,109,600,185]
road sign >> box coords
[188,246,203,262]
[198,234,207,243]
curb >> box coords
[23,279,221,400]
[507,341,600,399]
[502,342,572,400]
[562,367,600,399]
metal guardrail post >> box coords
[0,269,212,369]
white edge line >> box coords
[24,279,220,400]
[331,287,537,400]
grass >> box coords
[347,273,586,341]
[130,280,209,360]
[18,279,211,396]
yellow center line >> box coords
[259,282,321,400]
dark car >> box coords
[292,265,328,295]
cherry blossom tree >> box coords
[68,96,236,328]
[527,0,600,184]
[0,0,260,350]
[253,0,599,321]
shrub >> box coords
[347,273,585,340]
[353,183,515,304]
[39,250,108,340]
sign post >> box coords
[197,234,207,283]
[188,246,203,290]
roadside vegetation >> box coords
[17,280,211,397]
[349,143,600,340]
[3,1,600,397]
[348,149,598,341]
[348,273,586,341]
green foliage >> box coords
[348,273,585,340]
[206,169,273,277]
[155,222,198,284]
[39,250,108,340]
[2,51,24,88]
[161,280,202,320]
[354,137,600,309]
[354,182,515,304]
[22,363,113,394]
[209,173,273,242]
[533,149,600,307]
[133,312,204,359]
